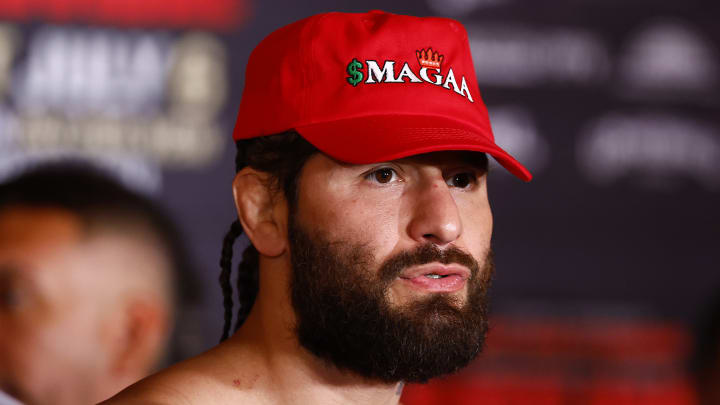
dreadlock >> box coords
[219,131,318,342]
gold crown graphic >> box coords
[416,47,444,69]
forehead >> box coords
[0,207,83,248]
[0,207,85,281]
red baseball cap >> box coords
[232,10,532,181]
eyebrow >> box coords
[0,264,20,280]
[442,152,489,173]
[0,267,17,294]
[468,153,489,172]
[0,263,42,298]
[335,151,490,175]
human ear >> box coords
[107,297,169,378]
[232,167,287,257]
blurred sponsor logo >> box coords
[404,314,693,405]
[0,107,161,194]
[489,106,549,175]
[577,113,720,190]
[0,0,247,31]
[14,26,169,117]
[2,26,227,168]
[14,115,222,166]
[467,25,610,86]
[426,0,510,17]
[0,24,18,100]
[619,20,718,97]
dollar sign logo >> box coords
[346,58,364,87]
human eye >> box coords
[446,171,478,189]
[0,279,24,312]
[364,167,400,185]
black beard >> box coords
[288,219,494,383]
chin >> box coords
[390,291,468,313]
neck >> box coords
[219,257,404,405]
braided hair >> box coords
[218,131,318,341]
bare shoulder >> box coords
[100,359,213,405]
[101,345,251,405]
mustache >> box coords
[376,243,480,284]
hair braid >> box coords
[219,219,243,342]
[234,245,259,332]
[219,132,318,341]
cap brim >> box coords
[295,114,532,182]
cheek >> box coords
[0,317,70,398]
[457,193,493,255]
[298,189,401,260]
[2,308,104,381]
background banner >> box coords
[1,0,718,403]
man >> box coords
[0,165,188,405]
[104,10,531,405]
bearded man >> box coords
[104,10,531,405]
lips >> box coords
[398,263,471,293]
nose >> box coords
[406,180,462,246]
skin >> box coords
[103,150,493,405]
[0,207,171,405]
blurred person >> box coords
[691,291,720,405]
[0,164,190,405]
[105,10,532,405]
[0,390,21,405]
